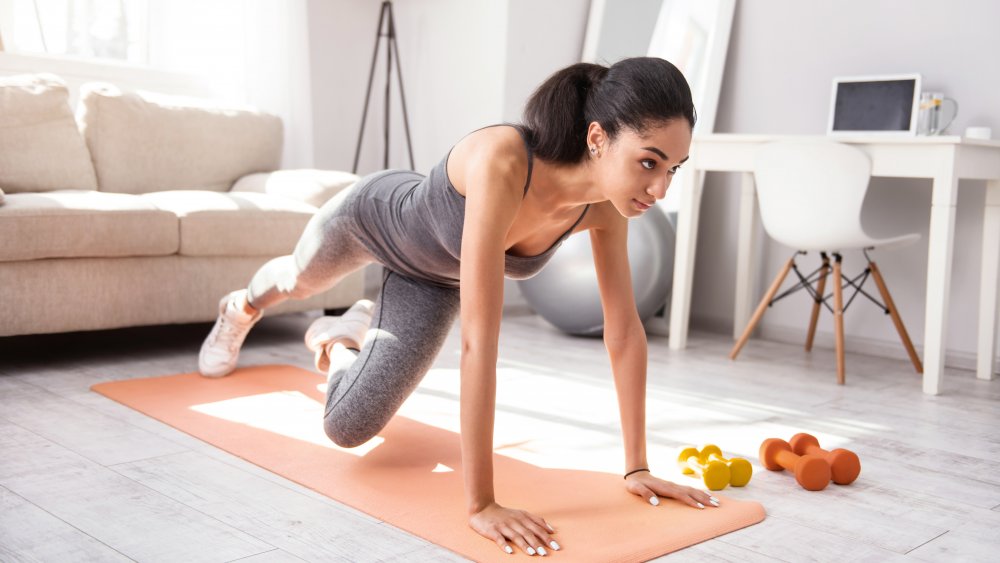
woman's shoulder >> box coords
[448,125,531,196]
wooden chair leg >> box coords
[805,257,831,352]
[869,261,924,374]
[832,256,846,385]
[730,257,796,360]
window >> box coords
[2,0,149,64]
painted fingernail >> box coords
[538,546,548,556]
[504,545,513,554]
[696,502,705,509]
[709,499,720,507]
[649,496,660,506]
[550,540,561,551]
[527,547,536,556]
[710,495,719,502]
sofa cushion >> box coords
[140,191,316,257]
[0,74,99,193]
[231,169,360,208]
[0,191,179,262]
[79,83,283,194]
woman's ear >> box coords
[586,122,608,156]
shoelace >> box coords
[209,315,244,353]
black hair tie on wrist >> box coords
[624,468,650,480]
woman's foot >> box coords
[198,290,261,377]
[304,299,374,373]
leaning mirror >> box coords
[582,0,735,217]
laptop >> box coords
[827,74,921,136]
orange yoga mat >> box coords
[92,365,765,562]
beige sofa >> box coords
[0,74,365,337]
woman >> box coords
[199,57,718,557]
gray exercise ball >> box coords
[519,207,675,336]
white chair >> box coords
[729,140,923,384]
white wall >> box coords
[309,0,587,175]
[698,0,1000,370]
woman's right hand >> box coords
[469,502,561,556]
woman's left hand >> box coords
[624,471,721,509]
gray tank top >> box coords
[349,125,590,289]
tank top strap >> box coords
[558,203,591,242]
[508,124,534,196]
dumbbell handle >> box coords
[798,442,830,456]
[773,448,802,472]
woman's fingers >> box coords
[629,480,661,506]
[493,533,514,555]
[499,525,534,555]
[511,521,550,556]
[652,481,720,509]
[526,514,560,550]
[471,505,561,555]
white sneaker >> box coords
[304,299,374,373]
[198,290,261,378]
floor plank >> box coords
[0,485,131,563]
[0,423,275,562]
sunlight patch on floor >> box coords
[190,390,384,456]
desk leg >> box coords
[923,175,959,395]
[977,180,1000,380]
[734,172,758,339]
[669,169,705,350]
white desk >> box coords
[668,134,1000,395]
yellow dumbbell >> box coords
[677,446,730,490]
[700,444,753,487]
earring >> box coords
[589,145,597,155]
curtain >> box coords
[149,0,314,168]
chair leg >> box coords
[730,257,796,360]
[833,255,846,385]
[869,261,924,374]
[805,255,831,352]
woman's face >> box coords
[589,119,692,218]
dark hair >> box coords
[521,57,695,164]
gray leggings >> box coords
[246,188,461,448]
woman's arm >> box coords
[454,129,559,555]
[589,207,649,473]
[590,205,719,509]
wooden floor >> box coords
[1,311,997,562]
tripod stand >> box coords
[352,0,415,173]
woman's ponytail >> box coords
[522,63,608,164]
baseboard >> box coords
[756,324,998,374]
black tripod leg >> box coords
[388,7,415,170]
[352,1,390,173]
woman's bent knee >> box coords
[323,413,380,449]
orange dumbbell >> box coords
[789,433,861,485]
[759,438,831,491]
[700,444,753,487]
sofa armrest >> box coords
[230,169,360,209]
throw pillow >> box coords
[0,73,99,193]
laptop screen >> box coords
[829,75,920,135]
